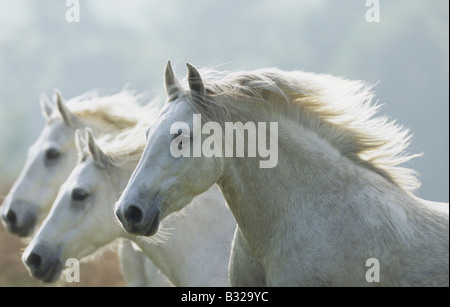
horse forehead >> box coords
[71,160,107,185]
[41,120,74,144]
[148,104,191,138]
[160,100,194,121]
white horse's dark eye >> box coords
[46,148,60,160]
[71,188,89,201]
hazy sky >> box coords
[0,0,448,201]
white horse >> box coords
[1,90,168,286]
[1,90,144,236]
[115,62,449,286]
[22,126,236,286]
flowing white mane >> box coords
[69,89,161,167]
[97,118,153,166]
[77,106,159,167]
[48,90,158,130]
[181,68,422,192]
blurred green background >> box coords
[0,0,448,203]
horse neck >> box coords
[131,186,234,286]
[217,113,421,258]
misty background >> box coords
[0,0,448,202]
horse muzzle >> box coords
[115,198,161,237]
[22,243,63,283]
[1,200,37,237]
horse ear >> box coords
[187,63,205,99]
[165,61,182,102]
[39,93,54,119]
[74,129,86,157]
[85,128,107,168]
[54,90,77,127]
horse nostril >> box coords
[5,210,17,227]
[124,205,144,226]
[27,252,42,270]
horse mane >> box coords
[49,90,158,130]
[97,118,151,167]
[71,90,161,167]
[76,104,157,169]
[182,67,422,192]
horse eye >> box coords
[45,148,60,160]
[71,188,89,201]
